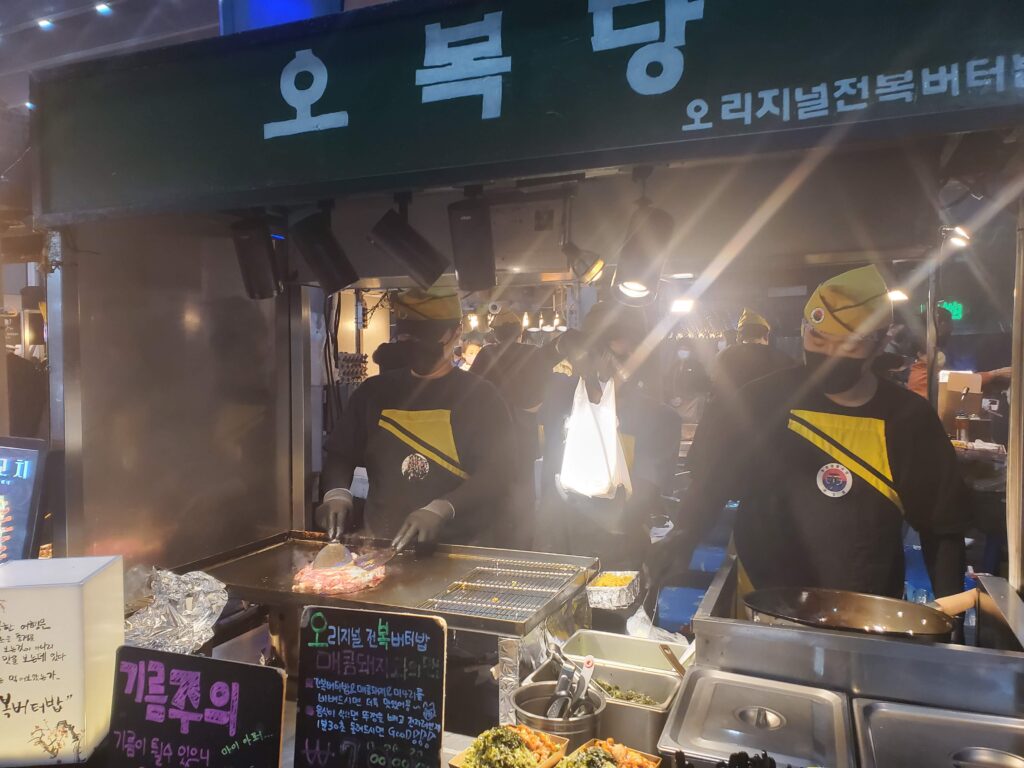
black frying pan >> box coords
[744,587,955,642]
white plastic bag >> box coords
[559,378,633,500]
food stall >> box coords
[24,0,1024,765]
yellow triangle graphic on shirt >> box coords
[788,409,904,514]
[379,409,467,479]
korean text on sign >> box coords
[416,12,512,119]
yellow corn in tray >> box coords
[592,573,635,588]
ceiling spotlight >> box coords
[666,272,694,280]
[292,207,359,294]
[95,3,113,15]
[369,208,449,289]
[566,243,605,285]
[37,18,54,30]
[24,101,35,111]
[449,196,496,291]
[671,298,695,314]
[231,216,285,300]
[941,224,971,249]
[888,290,909,302]
[468,313,479,330]
[612,204,675,307]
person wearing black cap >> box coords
[317,289,516,551]
[537,301,682,568]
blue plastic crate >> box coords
[656,587,707,632]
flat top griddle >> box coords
[197,532,597,636]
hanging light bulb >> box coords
[522,311,530,329]
[541,312,556,332]
[554,312,567,332]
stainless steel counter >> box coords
[691,557,1024,718]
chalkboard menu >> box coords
[0,437,46,563]
[295,606,447,768]
[103,645,286,768]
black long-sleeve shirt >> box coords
[679,366,968,598]
[323,369,516,545]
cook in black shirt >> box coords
[318,289,516,550]
[674,266,968,598]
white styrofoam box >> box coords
[0,556,124,765]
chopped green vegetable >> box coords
[596,679,658,706]
[557,747,616,768]
[464,728,537,768]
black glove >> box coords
[392,500,454,552]
[314,489,353,540]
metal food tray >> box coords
[193,531,597,636]
[854,698,1024,768]
[658,667,856,768]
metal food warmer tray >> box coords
[194,531,597,637]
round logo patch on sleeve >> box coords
[817,463,853,497]
[809,306,826,324]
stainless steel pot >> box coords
[744,587,954,642]
[512,681,606,751]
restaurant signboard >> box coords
[32,0,1024,223]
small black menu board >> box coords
[102,645,286,768]
[0,436,46,563]
[294,606,447,768]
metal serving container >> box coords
[562,630,688,674]
[587,571,641,609]
[513,681,606,752]
[658,667,856,768]
[526,658,680,754]
[854,699,1024,768]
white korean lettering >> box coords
[263,49,349,140]
[681,98,713,131]
[875,70,915,103]
[755,88,790,121]
[966,56,1006,92]
[590,0,705,96]
[834,76,869,112]
[794,83,829,120]
[590,0,660,51]
[720,92,752,124]
[1014,54,1024,89]
[415,11,512,120]
[921,64,960,97]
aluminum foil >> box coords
[124,570,228,654]
[586,571,640,609]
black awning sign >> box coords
[32,0,1024,222]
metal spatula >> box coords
[351,547,398,571]
[311,533,354,570]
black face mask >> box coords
[804,350,865,394]
[394,339,445,375]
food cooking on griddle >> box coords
[463,726,562,768]
[595,678,658,706]
[292,562,385,594]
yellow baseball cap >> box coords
[738,308,770,332]
[392,289,462,322]
[804,265,892,337]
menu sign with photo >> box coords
[294,606,447,768]
[0,437,46,563]
[103,646,286,768]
